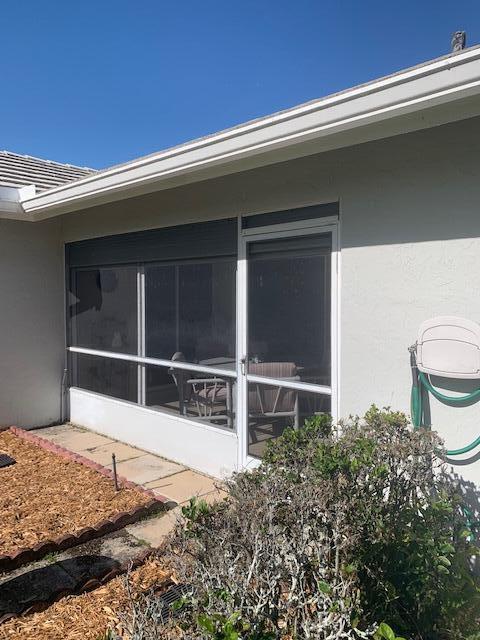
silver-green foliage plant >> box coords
[128,407,480,639]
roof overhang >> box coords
[10,46,480,222]
[0,184,35,218]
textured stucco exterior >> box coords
[0,218,64,428]
[60,116,480,486]
[2,115,479,485]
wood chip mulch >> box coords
[0,431,153,559]
[0,558,172,639]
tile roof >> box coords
[0,150,97,193]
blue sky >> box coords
[1,1,479,169]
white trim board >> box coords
[14,48,480,221]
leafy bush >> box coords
[127,408,480,639]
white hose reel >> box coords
[415,316,480,379]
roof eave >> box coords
[15,46,480,222]
[0,185,35,220]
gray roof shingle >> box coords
[0,151,96,193]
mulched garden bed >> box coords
[0,557,172,639]
[0,429,165,571]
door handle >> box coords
[240,356,247,375]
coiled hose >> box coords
[410,361,480,456]
[410,352,480,533]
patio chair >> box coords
[248,362,300,441]
[169,352,233,428]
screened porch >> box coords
[67,204,337,465]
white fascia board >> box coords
[20,48,480,220]
[0,184,35,219]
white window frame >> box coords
[236,215,339,470]
[68,345,238,380]
[68,257,238,433]
[66,210,340,471]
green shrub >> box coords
[127,407,480,639]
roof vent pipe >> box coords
[451,31,466,52]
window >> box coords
[143,258,237,429]
[67,234,237,430]
[145,259,236,367]
[69,266,138,354]
[71,353,138,402]
[248,234,331,386]
[245,231,332,457]
[145,363,235,430]
[65,214,335,446]
[247,382,330,457]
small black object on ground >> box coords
[0,453,15,469]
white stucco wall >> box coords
[61,115,480,486]
[0,218,64,428]
[338,121,480,490]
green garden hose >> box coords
[410,365,480,455]
[410,361,480,534]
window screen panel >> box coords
[248,381,330,458]
[145,364,235,430]
[71,352,138,402]
[145,259,236,367]
[69,265,138,355]
[144,264,177,360]
[247,234,331,385]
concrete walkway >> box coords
[36,423,226,547]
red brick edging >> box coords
[0,548,172,625]
[0,427,170,573]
